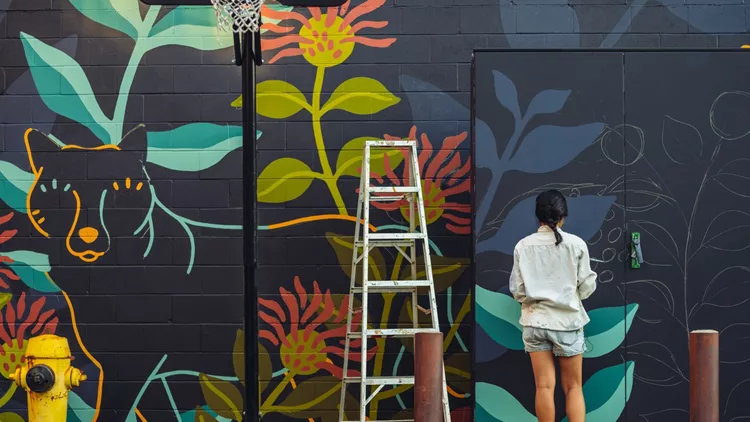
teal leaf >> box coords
[0,251,59,293]
[68,0,141,39]
[475,382,536,422]
[584,303,639,358]
[20,32,113,143]
[180,406,232,422]
[526,89,571,117]
[508,123,605,174]
[146,123,247,172]
[562,361,635,422]
[475,286,523,350]
[492,70,520,121]
[146,6,232,51]
[0,161,33,212]
[68,392,96,422]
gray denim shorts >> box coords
[522,326,586,357]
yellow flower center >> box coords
[0,339,26,379]
[299,15,355,68]
[400,181,445,226]
[280,330,327,375]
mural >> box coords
[474,51,750,421]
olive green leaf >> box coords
[199,373,243,421]
[257,80,311,119]
[233,329,244,385]
[399,255,469,293]
[276,375,358,422]
[259,343,272,394]
[335,136,406,178]
[325,232,387,283]
[257,158,319,203]
[321,77,400,116]
[194,407,219,422]
[0,293,11,311]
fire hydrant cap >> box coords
[25,334,71,359]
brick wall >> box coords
[1,0,749,420]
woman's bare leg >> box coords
[559,354,585,422]
[529,351,556,422]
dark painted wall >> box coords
[474,50,750,421]
[1,0,749,420]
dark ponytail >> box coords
[535,190,568,246]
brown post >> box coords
[414,332,444,422]
[690,329,719,422]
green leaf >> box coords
[323,77,400,116]
[275,375,358,422]
[475,382,536,422]
[180,406,229,422]
[147,123,244,172]
[68,391,96,422]
[194,407,219,422]
[0,413,24,422]
[399,255,469,293]
[20,32,113,143]
[199,373,243,421]
[584,303,639,358]
[257,158,317,203]
[0,250,59,293]
[475,286,523,350]
[562,361,635,422]
[0,293,11,311]
[335,137,405,178]
[0,160,34,213]
[233,329,245,385]
[325,232,387,283]
[257,80,310,119]
[147,6,232,51]
[258,343,271,393]
[68,0,141,39]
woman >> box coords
[509,190,598,422]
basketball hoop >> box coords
[211,0,264,33]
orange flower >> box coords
[0,292,58,379]
[0,212,20,289]
[259,276,376,378]
[368,126,472,235]
[262,0,396,66]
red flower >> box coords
[0,292,59,379]
[262,0,396,66]
[368,126,472,235]
[259,276,376,378]
[0,212,20,289]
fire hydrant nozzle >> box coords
[8,334,86,421]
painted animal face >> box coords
[24,129,152,263]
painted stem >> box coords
[312,66,347,215]
[0,383,17,408]
[112,6,160,145]
[261,372,295,411]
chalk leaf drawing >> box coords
[20,32,115,144]
[199,373,244,421]
[474,70,606,235]
[146,123,245,172]
[476,195,616,255]
[661,116,703,165]
[323,77,400,115]
[583,303,638,358]
[712,158,750,198]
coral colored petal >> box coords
[446,223,471,235]
[442,213,472,225]
[0,257,12,264]
[341,0,385,28]
[6,301,16,338]
[348,20,387,34]
[309,7,321,19]
[259,297,287,323]
[0,229,17,246]
[27,308,54,337]
[450,160,471,185]
[435,154,462,183]
[263,35,313,51]
[0,269,18,281]
[318,361,345,379]
[267,48,305,64]
[439,202,471,212]
[326,8,338,26]
[339,0,351,15]
[341,36,396,48]
[300,283,322,325]
[435,179,470,202]
[280,287,300,342]
[0,212,13,225]
[334,295,350,324]
[0,313,10,346]
[261,22,296,34]
[259,311,291,347]
[259,330,280,346]
[294,276,308,310]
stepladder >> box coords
[338,139,452,422]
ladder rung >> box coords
[368,186,419,193]
[355,240,415,248]
[368,233,425,240]
[344,375,415,385]
[356,280,432,292]
[369,195,407,202]
[348,328,438,338]
[365,140,416,147]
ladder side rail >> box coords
[359,144,373,422]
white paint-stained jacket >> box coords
[509,226,598,331]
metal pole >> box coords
[415,332,443,422]
[690,329,719,422]
[242,30,260,422]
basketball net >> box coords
[211,0,264,33]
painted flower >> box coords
[259,276,376,378]
[262,0,396,67]
[0,212,20,289]
[368,126,472,235]
[0,292,58,379]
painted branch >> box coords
[690,329,719,422]
[414,332,444,422]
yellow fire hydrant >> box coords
[8,334,86,422]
